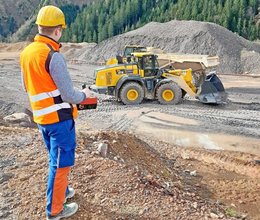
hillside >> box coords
[0,0,94,41]
[83,20,260,74]
[0,0,41,39]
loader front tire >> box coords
[120,82,144,105]
[157,82,182,105]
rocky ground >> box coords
[1,127,259,220]
[0,42,260,219]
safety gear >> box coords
[46,203,79,220]
[20,35,78,124]
[36,5,67,28]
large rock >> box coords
[0,101,30,117]
[3,112,35,127]
[0,101,35,127]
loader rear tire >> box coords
[120,82,144,105]
[157,82,182,105]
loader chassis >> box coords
[91,52,226,105]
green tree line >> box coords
[62,0,259,43]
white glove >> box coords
[82,88,97,98]
[82,87,91,98]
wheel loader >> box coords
[90,52,226,105]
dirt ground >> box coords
[0,43,260,219]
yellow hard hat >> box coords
[36,5,67,28]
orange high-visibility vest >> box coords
[20,35,78,124]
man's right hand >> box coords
[82,87,91,98]
[82,87,97,98]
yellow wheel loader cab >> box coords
[106,45,147,66]
[123,45,147,57]
[90,52,227,105]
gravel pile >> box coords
[61,42,96,61]
[83,20,260,74]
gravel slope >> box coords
[83,20,260,74]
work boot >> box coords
[46,203,79,220]
[64,187,75,203]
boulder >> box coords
[3,112,35,127]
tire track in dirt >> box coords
[158,102,260,138]
[108,114,134,131]
[83,97,260,139]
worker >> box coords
[20,5,92,219]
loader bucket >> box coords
[197,72,227,104]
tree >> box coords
[191,1,199,20]
[7,17,17,34]
[0,22,3,36]
[93,30,97,42]
[241,19,248,38]
[108,21,114,37]
[61,4,80,26]
[98,23,108,42]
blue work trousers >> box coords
[38,119,76,216]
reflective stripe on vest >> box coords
[29,89,60,102]
[33,103,71,117]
